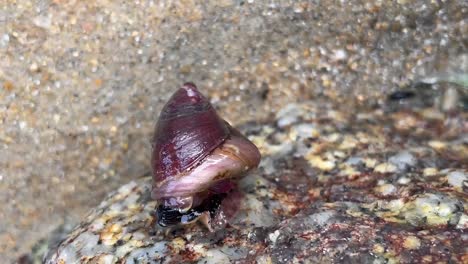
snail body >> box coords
[151,83,261,230]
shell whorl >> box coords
[151,83,230,183]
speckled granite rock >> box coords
[45,102,467,263]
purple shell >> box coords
[151,83,230,183]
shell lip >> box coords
[151,131,260,200]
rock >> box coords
[44,102,467,263]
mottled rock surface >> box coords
[46,102,467,263]
[1,0,467,262]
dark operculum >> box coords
[156,193,227,227]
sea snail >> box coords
[151,83,261,231]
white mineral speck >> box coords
[125,242,167,264]
[378,184,397,196]
[33,14,52,28]
[203,249,230,263]
[332,49,347,61]
[78,233,101,256]
[447,171,467,188]
[276,104,301,128]
[99,254,118,264]
[306,210,335,227]
[53,114,60,123]
[235,194,276,227]
[0,34,9,47]
[29,62,39,72]
[387,199,405,211]
[19,121,27,130]
[54,245,78,264]
[397,177,411,185]
[292,123,318,139]
[388,151,416,171]
[456,214,467,229]
[374,163,397,173]
[403,193,462,226]
[268,230,280,243]
[346,156,363,165]
[402,236,421,250]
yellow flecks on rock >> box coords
[401,193,459,226]
[121,233,132,242]
[338,135,358,150]
[127,203,141,212]
[171,237,186,252]
[356,132,370,144]
[100,223,123,246]
[374,163,397,173]
[339,164,359,177]
[373,244,385,254]
[97,254,117,264]
[250,136,266,149]
[364,158,378,168]
[102,209,120,220]
[456,214,468,229]
[428,140,446,150]
[113,181,138,200]
[307,143,326,155]
[3,81,14,91]
[372,199,408,223]
[378,247,400,264]
[120,142,129,151]
[288,129,298,141]
[423,168,438,177]
[129,239,144,247]
[324,133,341,143]
[91,116,100,123]
[387,199,405,212]
[403,236,421,250]
[191,243,208,256]
[307,155,335,171]
[422,256,432,262]
[288,124,320,141]
[392,112,419,131]
[256,255,273,264]
[109,223,122,233]
[346,208,364,218]
[375,183,397,196]
[333,150,346,158]
[421,108,444,120]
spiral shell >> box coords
[151,83,261,229]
